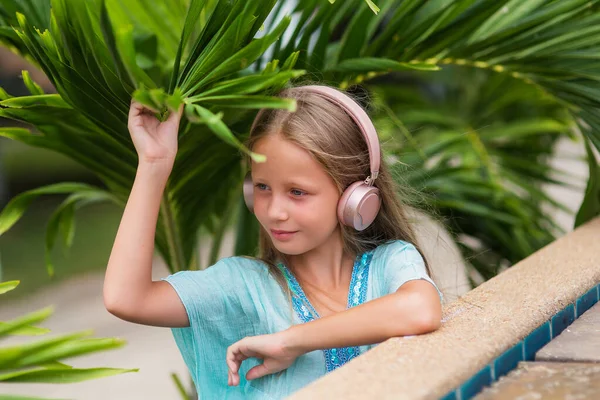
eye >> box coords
[291,189,307,197]
[255,183,269,191]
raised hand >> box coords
[127,100,183,166]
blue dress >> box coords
[162,240,442,399]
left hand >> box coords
[226,330,303,386]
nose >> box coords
[266,192,289,221]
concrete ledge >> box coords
[288,217,600,400]
[474,362,600,399]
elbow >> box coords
[400,292,443,335]
[103,277,120,316]
[103,292,122,317]
[416,309,442,333]
[103,288,134,321]
[103,279,151,323]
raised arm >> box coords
[103,101,189,327]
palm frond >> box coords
[370,68,580,274]
[0,280,136,397]
[0,0,598,281]
[0,0,306,273]
[274,0,600,225]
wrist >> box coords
[281,325,309,357]
[137,160,173,182]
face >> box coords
[251,133,342,256]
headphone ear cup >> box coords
[337,181,381,231]
[243,173,254,213]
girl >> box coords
[103,84,443,399]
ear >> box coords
[243,172,254,212]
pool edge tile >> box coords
[575,286,599,317]
[459,365,492,400]
[440,389,459,400]
[551,304,575,338]
[525,322,551,361]
[494,342,524,379]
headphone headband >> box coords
[250,85,380,183]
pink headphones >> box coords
[243,85,381,231]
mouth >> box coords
[270,229,298,241]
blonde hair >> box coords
[244,83,432,304]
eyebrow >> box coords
[287,180,316,189]
[253,176,316,189]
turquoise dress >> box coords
[162,240,442,399]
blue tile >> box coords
[494,342,524,379]
[524,322,551,361]
[460,365,492,399]
[440,390,458,400]
[576,286,599,317]
[551,304,575,338]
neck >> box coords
[286,228,356,290]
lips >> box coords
[270,229,298,241]
[271,229,297,234]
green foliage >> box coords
[0,0,598,281]
[267,0,600,226]
[0,280,136,399]
[370,68,581,278]
[575,138,600,227]
[0,0,307,274]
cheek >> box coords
[303,194,340,225]
[252,197,268,221]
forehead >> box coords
[250,134,329,183]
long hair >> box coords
[244,83,432,304]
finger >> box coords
[129,100,144,116]
[246,363,271,381]
[234,341,262,359]
[163,103,184,130]
[128,101,144,129]
[128,101,159,134]
[230,344,254,372]
[226,346,241,373]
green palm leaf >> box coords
[0,280,136,398]
[0,0,598,279]
[371,68,580,277]
[271,0,600,225]
[0,0,307,273]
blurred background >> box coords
[0,44,589,400]
[0,0,596,397]
[0,47,189,399]
[0,47,119,297]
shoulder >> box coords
[369,239,425,289]
[220,256,275,286]
[161,256,275,324]
[372,239,423,265]
[212,255,270,274]
[371,239,443,302]
[162,256,271,291]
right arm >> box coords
[103,101,189,328]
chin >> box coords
[270,237,309,256]
[272,243,304,256]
